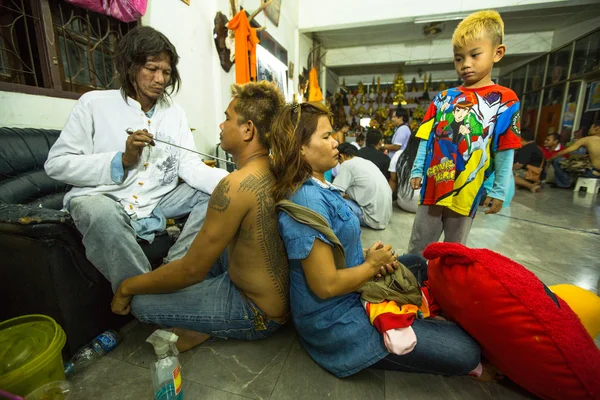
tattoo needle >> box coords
[125,128,235,166]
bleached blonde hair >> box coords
[452,10,504,48]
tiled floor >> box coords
[69,187,600,400]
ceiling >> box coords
[313,3,600,49]
[311,1,600,79]
[330,54,537,77]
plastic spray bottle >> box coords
[146,330,184,400]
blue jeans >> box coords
[552,158,572,187]
[371,254,481,376]
[71,185,282,340]
[132,252,282,340]
[344,198,366,227]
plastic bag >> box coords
[63,0,147,23]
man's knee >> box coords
[130,295,150,321]
[70,195,126,229]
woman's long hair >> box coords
[270,102,333,203]
[396,133,420,198]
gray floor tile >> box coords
[183,321,296,399]
[475,379,539,399]
[384,373,536,400]
[270,339,385,400]
[69,357,153,400]
[183,379,252,399]
[69,356,252,400]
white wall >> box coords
[298,0,565,31]
[215,0,308,112]
[142,0,224,153]
[0,92,77,129]
[325,32,553,68]
[0,0,304,154]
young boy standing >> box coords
[407,10,521,256]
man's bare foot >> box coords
[171,328,210,352]
[530,184,541,193]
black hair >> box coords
[521,128,535,142]
[546,132,560,142]
[338,142,358,157]
[366,129,383,147]
[356,133,365,142]
[394,107,409,122]
[396,133,420,198]
[115,26,181,103]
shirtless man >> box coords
[549,124,600,187]
[332,122,350,145]
[111,82,288,350]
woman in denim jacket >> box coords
[270,102,481,378]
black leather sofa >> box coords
[0,127,178,356]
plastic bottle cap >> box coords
[146,330,179,357]
[153,343,170,356]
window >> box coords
[546,45,572,86]
[527,56,547,92]
[572,30,600,77]
[0,0,136,98]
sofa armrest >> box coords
[0,203,73,225]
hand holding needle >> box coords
[125,128,236,166]
[123,128,154,168]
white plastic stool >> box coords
[573,177,600,194]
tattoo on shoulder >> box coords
[238,168,290,307]
[209,179,231,213]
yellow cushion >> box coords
[550,284,600,338]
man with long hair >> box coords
[45,27,228,342]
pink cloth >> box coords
[383,327,417,355]
[64,0,147,22]
[468,362,483,377]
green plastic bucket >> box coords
[0,315,66,396]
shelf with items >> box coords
[331,74,450,138]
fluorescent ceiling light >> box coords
[405,59,453,66]
[414,14,469,24]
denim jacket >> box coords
[278,179,388,377]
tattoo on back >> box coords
[238,168,290,307]
[209,179,231,213]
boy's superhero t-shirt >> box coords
[415,85,521,216]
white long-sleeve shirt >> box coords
[45,90,228,219]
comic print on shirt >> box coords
[415,85,521,217]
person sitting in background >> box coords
[383,108,411,159]
[333,143,392,230]
[542,133,565,160]
[549,124,600,188]
[389,135,421,213]
[540,132,565,183]
[269,101,481,379]
[332,122,350,145]
[358,129,391,180]
[352,132,365,150]
[513,129,544,193]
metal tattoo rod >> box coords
[126,128,236,166]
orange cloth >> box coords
[365,301,418,332]
[228,11,259,84]
[308,67,323,102]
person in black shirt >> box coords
[358,129,391,180]
[514,129,544,192]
